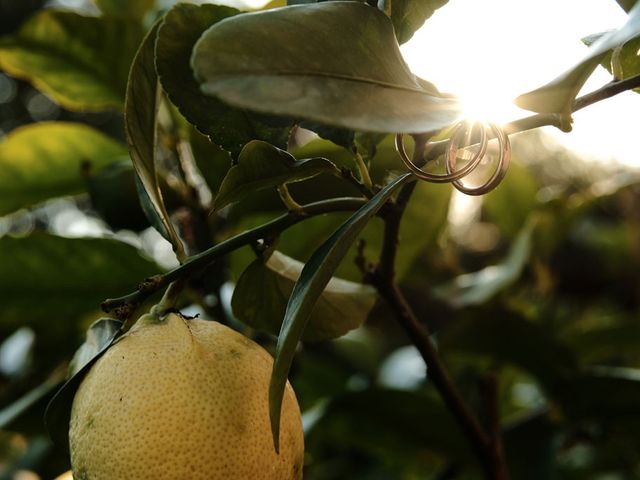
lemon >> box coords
[69,313,304,479]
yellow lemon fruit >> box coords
[69,313,304,479]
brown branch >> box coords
[480,373,509,480]
[370,182,502,478]
[375,280,493,475]
[102,197,367,318]
[422,73,640,161]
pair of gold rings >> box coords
[395,121,511,196]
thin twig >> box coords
[371,176,504,477]
[422,73,640,161]
[480,373,509,480]
[102,197,367,317]
[374,280,492,475]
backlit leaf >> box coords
[516,2,640,114]
[95,0,155,18]
[0,9,142,111]
[232,250,377,341]
[0,122,127,216]
[192,2,461,134]
[0,234,159,330]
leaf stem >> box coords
[277,183,304,214]
[101,197,367,317]
[353,151,373,191]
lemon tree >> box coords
[2,1,640,479]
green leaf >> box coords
[95,0,155,18]
[381,0,449,44]
[125,21,183,255]
[0,122,127,216]
[269,173,411,449]
[232,250,377,341]
[438,310,578,394]
[434,222,534,308]
[45,318,124,450]
[0,234,159,330]
[516,2,640,114]
[215,140,338,210]
[156,3,291,157]
[192,2,461,134]
[0,9,142,111]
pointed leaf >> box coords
[0,122,127,216]
[516,2,640,114]
[192,2,461,134]
[0,10,142,111]
[125,21,183,254]
[232,250,377,341]
[215,140,338,210]
[45,318,124,449]
[269,173,412,448]
[156,3,291,157]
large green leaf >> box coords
[0,234,159,329]
[192,2,461,134]
[516,2,640,114]
[0,122,126,216]
[380,0,448,44]
[95,0,155,18]
[232,250,377,341]
[156,3,291,156]
[0,9,142,111]
[214,140,338,210]
[269,173,412,449]
[125,21,183,255]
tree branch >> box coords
[423,73,640,161]
[370,169,514,477]
[102,197,367,317]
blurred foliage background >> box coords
[1,1,640,479]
